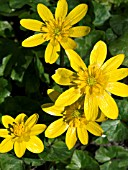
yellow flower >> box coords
[42,90,104,150]
[20,0,90,64]
[0,113,46,158]
[52,40,128,120]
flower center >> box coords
[87,76,96,86]
[54,27,61,36]
[72,110,82,118]
[8,122,25,137]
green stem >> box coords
[60,47,65,67]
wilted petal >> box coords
[2,115,15,128]
[55,87,81,106]
[70,26,90,37]
[98,91,118,119]
[52,68,74,85]
[65,4,88,26]
[20,19,43,31]
[22,33,47,47]
[66,126,77,150]
[106,82,128,97]
[101,54,125,72]
[0,129,9,138]
[47,89,61,102]
[45,118,68,138]
[26,136,44,153]
[0,138,13,153]
[37,4,54,22]
[55,0,68,20]
[45,41,60,64]
[86,122,103,136]
[15,113,27,124]
[90,41,107,67]
[60,38,77,49]
[77,126,88,145]
[30,124,46,136]
[66,49,87,72]
[14,141,26,158]
[25,114,39,128]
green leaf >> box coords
[117,98,128,121]
[0,21,13,37]
[0,78,10,103]
[66,150,99,170]
[92,1,111,26]
[23,158,44,167]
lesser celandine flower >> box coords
[52,40,128,120]
[20,0,90,64]
[42,89,104,150]
[0,113,46,158]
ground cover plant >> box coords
[0,0,128,169]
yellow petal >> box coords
[0,138,13,153]
[60,38,77,49]
[52,68,74,85]
[101,54,125,72]
[96,111,107,122]
[37,4,54,22]
[14,141,26,158]
[65,4,88,26]
[45,41,60,64]
[97,91,118,119]
[90,41,107,67]
[30,124,46,136]
[84,94,98,121]
[15,113,27,124]
[55,87,81,106]
[26,136,44,153]
[22,33,47,47]
[55,0,68,20]
[0,129,9,138]
[86,122,103,136]
[65,49,87,72]
[45,118,68,138]
[106,68,128,82]
[106,82,128,97]
[70,26,90,37]
[25,113,39,128]
[20,19,43,31]
[66,126,77,150]
[2,115,15,128]
[77,126,88,145]
[42,103,63,116]
[47,89,61,102]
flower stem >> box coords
[60,48,65,67]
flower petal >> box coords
[14,141,26,158]
[84,94,98,121]
[45,41,60,64]
[66,126,77,150]
[0,129,9,138]
[2,115,15,128]
[22,33,47,47]
[26,136,44,153]
[90,41,107,67]
[47,89,61,102]
[30,124,46,136]
[106,82,128,97]
[70,26,90,37]
[101,54,125,72]
[52,68,74,85]
[37,4,54,22]
[0,138,13,153]
[65,4,88,26]
[25,113,39,128]
[60,38,77,49]
[20,19,43,31]
[86,122,103,136]
[15,113,27,124]
[106,68,128,82]
[77,126,88,145]
[55,0,68,20]
[55,87,81,106]
[45,118,68,138]
[65,49,87,72]
[96,111,107,122]
[42,103,63,116]
[98,91,118,119]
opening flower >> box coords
[52,40,128,120]
[42,90,104,150]
[0,113,46,158]
[20,0,90,64]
